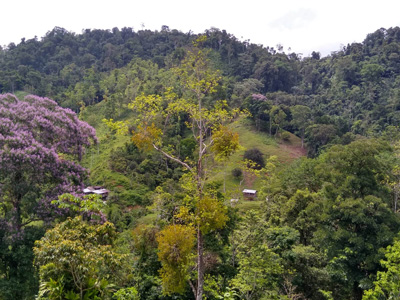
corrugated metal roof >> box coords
[243,189,257,194]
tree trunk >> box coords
[13,198,22,231]
[196,90,205,300]
[269,120,272,136]
[196,229,204,300]
[13,173,23,231]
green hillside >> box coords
[3,26,400,300]
[81,102,306,209]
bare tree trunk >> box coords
[196,90,205,300]
[189,280,197,298]
[196,229,204,300]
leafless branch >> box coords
[152,143,193,172]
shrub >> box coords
[243,148,265,170]
[281,131,290,141]
[232,167,243,179]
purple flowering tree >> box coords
[0,94,97,233]
[251,93,267,101]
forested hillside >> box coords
[1,26,400,300]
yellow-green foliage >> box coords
[212,124,241,160]
[197,196,229,234]
[177,195,229,235]
[173,36,221,98]
[102,118,130,135]
[156,224,196,295]
[128,94,163,119]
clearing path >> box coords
[278,142,307,160]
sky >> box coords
[1,0,400,57]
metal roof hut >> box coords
[83,186,109,199]
[242,189,257,200]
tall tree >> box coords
[106,36,239,300]
[291,105,312,148]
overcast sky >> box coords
[2,0,400,57]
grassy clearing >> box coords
[81,102,133,188]
[82,134,131,186]
[234,200,264,212]
[209,117,305,199]
[15,91,30,99]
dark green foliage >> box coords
[109,143,182,191]
[305,124,337,157]
[264,226,330,300]
[0,226,45,300]
[275,139,400,299]
[316,195,399,298]
[100,141,185,231]
[243,148,265,169]
[231,167,243,179]
[179,137,197,160]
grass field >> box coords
[209,117,306,202]
[80,102,134,188]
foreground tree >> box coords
[230,211,283,300]
[107,37,239,300]
[140,38,236,300]
[34,216,128,300]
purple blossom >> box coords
[0,94,98,239]
[252,93,267,101]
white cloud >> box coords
[269,8,316,31]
